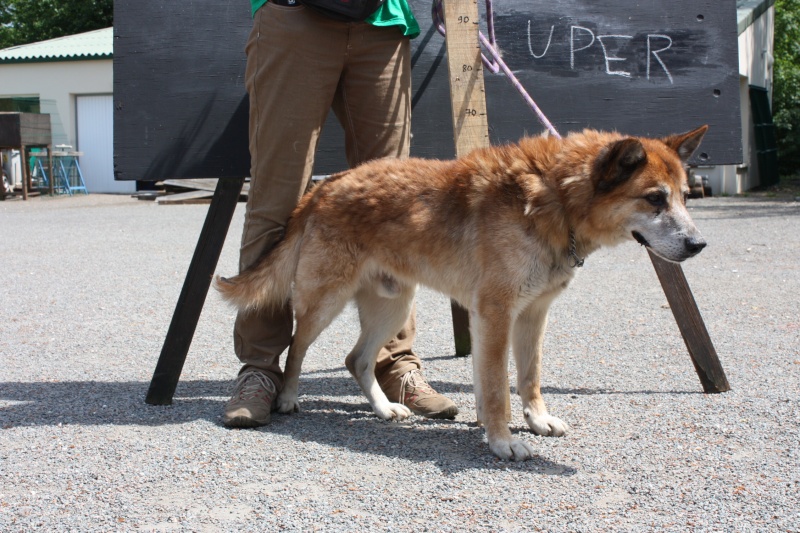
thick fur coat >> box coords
[217,126,708,460]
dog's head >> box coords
[589,125,708,263]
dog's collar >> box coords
[568,229,585,268]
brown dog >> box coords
[216,126,708,460]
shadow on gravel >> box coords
[0,377,699,473]
[0,377,701,428]
[264,401,581,476]
[691,199,800,220]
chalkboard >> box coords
[114,0,741,181]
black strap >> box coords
[299,0,386,21]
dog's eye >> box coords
[644,192,667,207]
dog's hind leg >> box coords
[512,298,569,437]
[275,285,352,414]
[345,279,415,421]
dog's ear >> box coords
[662,125,709,163]
[593,138,647,193]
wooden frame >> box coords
[113,0,735,404]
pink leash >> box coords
[431,0,563,139]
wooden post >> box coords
[648,250,731,393]
[442,0,512,421]
[441,0,490,157]
[441,0,488,359]
[21,145,29,200]
[48,146,54,196]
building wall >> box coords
[705,5,774,196]
[0,59,112,148]
[0,58,129,193]
[739,5,775,93]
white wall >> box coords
[706,5,774,196]
[739,6,775,94]
[0,59,112,148]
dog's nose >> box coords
[685,236,707,255]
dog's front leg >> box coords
[513,300,568,437]
[471,302,535,461]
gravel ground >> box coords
[1,192,798,532]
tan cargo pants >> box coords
[235,3,421,391]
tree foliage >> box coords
[773,0,800,175]
[0,0,113,49]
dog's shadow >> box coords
[262,399,578,475]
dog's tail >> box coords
[214,221,305,312]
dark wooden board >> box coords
[481,0,741,164]
[162,178,224,193]
[146,177,246,405]
[0,112,52,147]
[114,0,740,181]
[648,250,731,393]
[155,190,214,205]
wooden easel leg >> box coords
[451,300,471,356]
[21,146,29,201]
[648,250,731,393]
[145,177,245,405]
[441,0,487,361]
[48,147,54,196]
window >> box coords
[0,96,40,113]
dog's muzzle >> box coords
[632,231,707,260]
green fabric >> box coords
[251,0,268,15]
[366,0,419,38]
[250,0,419,38]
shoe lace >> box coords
[232,371,276,402]
[398,369,435,403]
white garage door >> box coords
[77,95,134,193]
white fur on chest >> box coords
[514,255,575,315]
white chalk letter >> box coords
[570,26,595,69]
[527,19,555,59]
[647,34,674,84]
[597,35,633,77]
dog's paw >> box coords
[489,437,536,461]
[275,391,299,414]
[374,402,412,421]
[524,408,569,437]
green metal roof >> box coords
[0,27,112,64]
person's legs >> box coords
[335,23,457,419]
[225,5,347,427]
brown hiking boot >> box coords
[222,370,277,428]
[383,369,458,419]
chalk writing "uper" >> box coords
[527,20,675,83]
